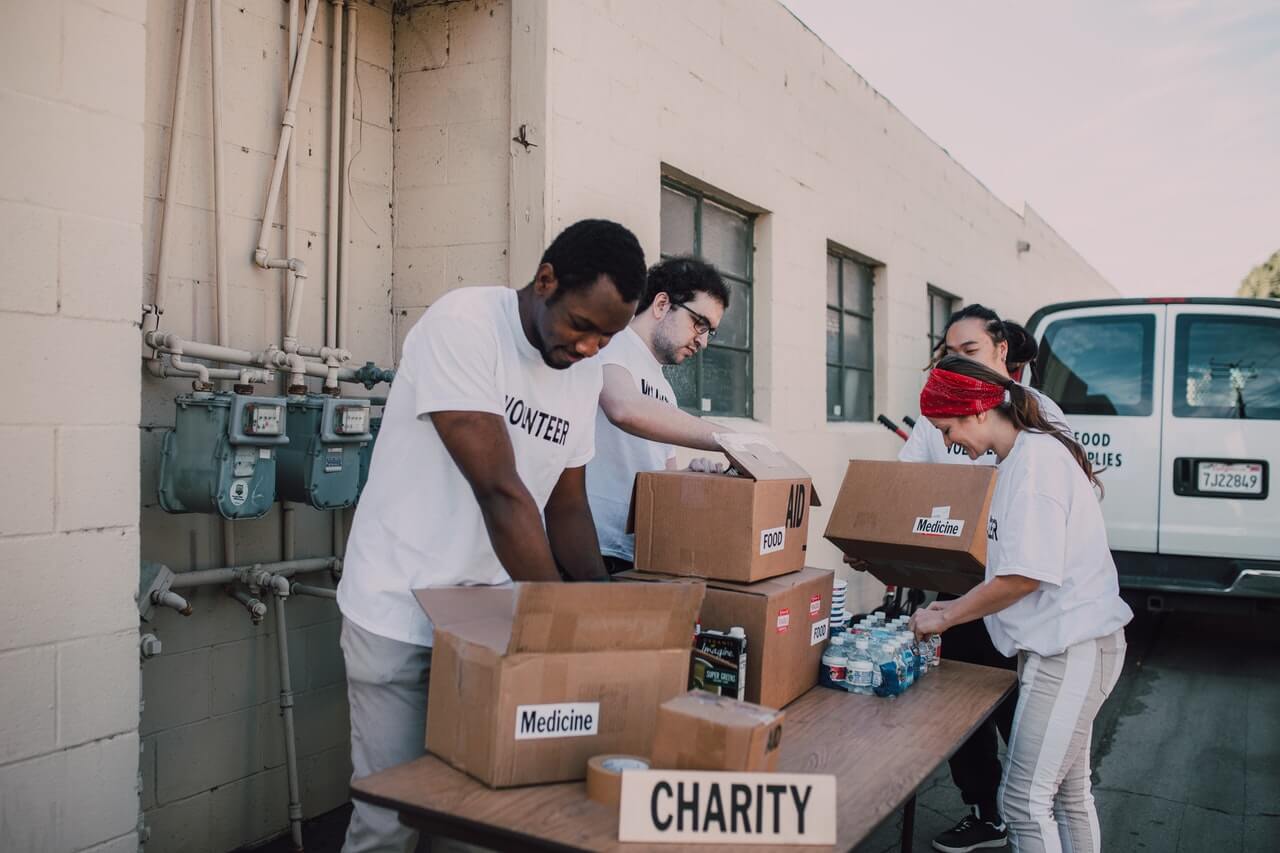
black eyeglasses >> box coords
[671,302,718,338]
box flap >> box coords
[620,567,831,599]
[413,586,516,654]
[716,433,808,482]
[507,581,705,654]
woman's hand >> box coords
[909,603,949,639]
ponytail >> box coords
[933,355,1103,494]
[1001,321,1039,383]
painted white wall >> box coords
[0,2,146,851]
[522,0,1119,611]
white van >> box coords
[1026,298,1280,604]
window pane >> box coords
[842,368,873,422]
[664,358,698,410]
[827,254,840,307]
[842,258,873,316]
[715,278,751,350]
[827,366,843,420]
[701,347,751,417]
[842,314,873,369]
[660,187,696,257]
[1036,314,1154,416]
[1173,314,1280,419]
[701,200,751,278]
[826,309,841,364]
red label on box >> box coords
[776,608,791,633]
[809,594,822,618]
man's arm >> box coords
[600,364,722,451]
[431,410,562,582]
[544,465,609,581]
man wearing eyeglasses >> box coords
[587,256,732,574]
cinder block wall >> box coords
[0,2,146,851]
[137,1,394,850]
[393,0,513,356]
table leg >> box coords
[901,793,917,853]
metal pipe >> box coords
[169,352,211,389]
[253,0,320,272]
[147,0,198,346]
[151,589,192,616]
[210,0,230,359]
[227,585,267,623]
[146,332,366,384]
[285,0,299,342]
[327,0,343,348]
[282,502,297,561]
[273,593,305,850]
[290,582,337,600]
[338,1,357,350]
[167,557,340,590]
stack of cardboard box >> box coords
[620,435,835,711]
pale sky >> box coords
[780,0,1279,297]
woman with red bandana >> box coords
[910,354,1132,853]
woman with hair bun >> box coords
[910,355,1132,853]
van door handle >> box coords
[1173,458,1193,495]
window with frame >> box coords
[1035,314,1155,416]
[928,287,958,357]
[1172,314,1280,420]
[659,180,754,418]
[826,252,875,422]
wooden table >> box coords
[351,660,1016,852]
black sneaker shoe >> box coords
[931,809,1008,852]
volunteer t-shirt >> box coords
[982,431,1133,657]
[898,383,1069,466]
[585,326,677,561]
[337,286,603,647]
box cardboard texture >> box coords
[650,691,786,773]
[621,567,834,709]
[628,436,821,583]
[824,461,998,595]
[414,581,705,788]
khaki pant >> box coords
[999,629,1126,853]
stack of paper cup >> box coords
[831,579,848,625]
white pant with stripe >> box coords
[998,629,1126,853]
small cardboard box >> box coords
[628,435,822,583]
[621,567,834,710]
[650,691,786,772]
[824,460,998,595]
[414,580,704,788]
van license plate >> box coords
[1197,462,1264,495]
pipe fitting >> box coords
[169,353,211,389]
[140,633,163,659]
[290,582,337,600]
[151,589,192,616]
[227,585,268,624]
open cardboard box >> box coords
[824,460,997,595]
[627,434,822,583]
[620,567,834,709]
[415,580,704,787]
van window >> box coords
[1172,314,1280,420]
[1036,314,1155,416]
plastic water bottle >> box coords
[845,638,875,695]
[820,635,848,690]
[928,633,943,669]
[873,640,901,698]
[896,637,915,689]
[911,637,927,680]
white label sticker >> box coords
[759,526,786,555]
[931,506,951,519]
[776,609,790,633]
[619,770,837,844]
[228,478,250,507]
[700,397,712,412]
[810,618,830,646]
[912,516,965,537]
[513,702,600,740]
[259,448,271,459]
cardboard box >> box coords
[650,691,786,772]
[823,460,997,595]
[414,580,704,788]
[628,435,822,583]
[621,567,834,710]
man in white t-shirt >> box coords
[586,257,731,573]
[336,219,646,853]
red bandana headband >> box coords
[920,368,1007,418]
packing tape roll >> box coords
[585,754,650,806]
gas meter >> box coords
[356,406,383,497]
[158,392,289,519]
[276,396,372,510]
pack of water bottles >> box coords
[819,612,941,698]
